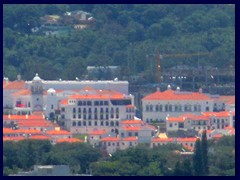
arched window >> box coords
[149,105,153,112]
[155,105,159,112]
[159,105,163,112]
[116,121,119,126]
[165,104,168,112]
[174,105,178,112]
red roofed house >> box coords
[142,86,213,123]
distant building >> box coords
[10,165,71,176]
[142,86,214,123]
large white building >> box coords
[142,86,214,123]
[58,87,135,134]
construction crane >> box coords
[154,52,211,83]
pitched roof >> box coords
[202,111,230,117]
[89,129,107,135]
[46,130,71,135]
[142,89,211,101]
[3,136,25,141]
[167,117,185,122]
[121,120,145,125]
[123,126,141,131]
[56,138,84,143]
[218,96,235,105]
[177,137,197,142]
[122,136,138,141]
[3,115,45,121]
[3,80,25,90]
[29,135,50,140]
[11,89,31,96]
[3,128,42,135]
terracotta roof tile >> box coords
[143,89,211,101]
[11,89,31,96]
[123,126,141,131]
[167,117,185,122]
[121,120,144,125]
[46,130,71,135]
[122,136,138,141]
[29,135,50,140]
[100,137,120,142]
[3,80,25,90]
[218,96,235,105]
[177,137,197,142]
[89,129,107,135]
[56,138,84,143]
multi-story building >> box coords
[166,110,235,132]
[142,86,213,123]
[59,87,135,134]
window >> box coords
[83,108,87,113]
[94,108,97,113]
[78,108,81,113]
[128,132,132,136]
[104,101,108,105]
[165,104,168,111]
[111,114,114,119]
[155,105,159,112]
[83,114,86,120]
[88,108,92,113]
[78,121,81,126]
[121,133,124,137]
[94,101,99,106]
[116,107,119,113]
[94,114,98,120]
[100,108,104,113]
[116,114,119,119]
[116,121,119,126]
[206,107,209,112]
[94,121,97,126]
[72,121,76,126]
[169,105,172,112]
[149,105,153,112]
[87,101,92,106]
[169,123,172,127]
[174,105,178,112]
[106,121,109,126]
[88,114,92,120]
[146,105,149,112]
[184,105,188,112]
[100,101,103,106]
[51,105,54,109]
[100,114,103,120]
[83,121,86,126]
[101,121,104,126]
[88,121,91,126]
[110,121,114,126]
[61,108,65,112]
[83,101,86,106]
[73,114,76,119]
[78,101,82,106]
[61,115,65,119]
[135,132,138,136]
[78,114,81,119]
[106,108,109,113]
[106,114,109,120]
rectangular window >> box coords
[78,114,81,119]
[101,121,104,126]
[100,101,103,106]
[78,101,82,106]
[88,121,92,126]
[104,101,109,105]
[116,114,119,119]
[94,101,99,106]
[61,108,65,112]
[95,121,97,126]
[83,101,86,106]
[87,101,92,106]
[106,114,109,120]
[78,108,81,113]
[73,114,76,119]
[73,108,76,113]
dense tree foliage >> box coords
[3,136,235,176]
[3,4,235,81]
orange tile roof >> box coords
[3,115,45,120]
[60,99,68,105]
[219,96,235,104]
[185,115,209,121]
[212,134,223,139]
[29,135,50,140]
[89,129,107,135]
[177,137,197,142]
[202,111,230,117]
[126,104,134,108]
[123,126,141,131]
[3,128,42,135]
[46,130,71,135]
[100,137,120,142]
[151,138,174,142]
[167,117,185,122]
[11,89,31,96]
[56,138,84,143]
[3,80,25,90]
[121,120,145,125]
[122,136,138,141]
[3,136,25,141]
[199,129,212,134]
[224,126,234,130]
[142,89,211,101]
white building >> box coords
[58,87,135,134]
[142,86,213,123]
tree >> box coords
[193,139,203,175]
[201,130,209,175]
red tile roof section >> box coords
[3,80,25,90]
[89,129,107,135]
[46,130,71,135]
[56,138,84,143]
[121,120,145,125]
[122,137,138,141]
[219,96,235,104]
[100,137,120,142]
[12,89,31,96]
[123,126,141,131]
[143,89,211,101]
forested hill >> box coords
[3,4,235,81]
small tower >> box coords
[46,88,57,118]
[31,73,44,112]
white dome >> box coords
[47,88,56,94]
[33,73,42,81]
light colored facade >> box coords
[142,87,214,123]
[166,110,235,132]
[59,87,135,134]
